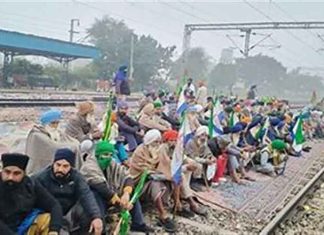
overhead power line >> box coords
[242,0,324,58]
[74,0,180,39]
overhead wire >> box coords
[0,9,88,41]
[73,0,181,40]
[270,1,322,39]
[243,0,324,58]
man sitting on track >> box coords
[25,109,80,174]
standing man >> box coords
[183,78,196,97]
[34,148,103,235]
[196,80,208,106]
[0,153,62,235]
[114,65,130,101]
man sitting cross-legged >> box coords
[0,153,63,235]
[33,148,103,235]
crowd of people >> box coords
[1,77,324,235]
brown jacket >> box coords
[138,103,171,132]
[129,144,164,182]
[65,114,94,142]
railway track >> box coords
[260,166,324,235]
[0,97,141,107]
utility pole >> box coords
[69,19,80,42]
[243,28,252,57]
[129,34,134,80]
[65,19,80,89]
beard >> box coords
[118,111,126,117]
[197,138,207,146]
[53,171,69,181]
[3,180,22,191]
[86,114,96,125]
[169,144,176,152]
[45,125,61,142]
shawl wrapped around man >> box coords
[25,125,80,175]
[138,103,171,132]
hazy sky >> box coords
[1,1,324,72]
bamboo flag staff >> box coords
[102,91,114,141]
[113,169,149,235]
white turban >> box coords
[80,140,94,153]
[195,126,208,137]
[144,129,162,145]
[194,104,203,113]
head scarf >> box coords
[153,100,163,108]
[54,148,76,167]
[40,109,62,125]
[95,141,115,170]
[271,139,287,151]
[195,126,208,137]
[1,153,29,171]
[117,100,128,109]
[163,130,178,141]
[144,129,161,145]
[78,101,94,116]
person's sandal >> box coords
[176,207,195,218]
[157,217,176,233]
[190,205,207,216]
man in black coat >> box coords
[0,153,62,235]
[34,148,103,235]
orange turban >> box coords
[163,130,178,141]
[111,112,117,123]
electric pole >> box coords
[69,19,80,42]
[243,28,252,57]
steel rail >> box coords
[259,167,324,235]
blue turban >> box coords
[277,121,285,130]
[40,109,62,125]
[118,65,127,71]
[270,117,281,127]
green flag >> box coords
[102,91,114,141]
[294,117,305,145]
[119,169,149,235]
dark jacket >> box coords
[208,137,222,158]
[34,166,101,220]
[0,175,62,234]
[117,114,141,134]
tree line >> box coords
[6,15,324,98]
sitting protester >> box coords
[0,153,62,235]
[138,103,172,132]
[154,100,180,130]
[185,126,216,190]
[33,148,103,235]
[130,129,176,233]
[80,141,154,233]
[98,112,128,164]
[157,130,207,216]
[256,139,288,175]
[116,101,144,152]
[65,101,102,142]
[25,109,80,174]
